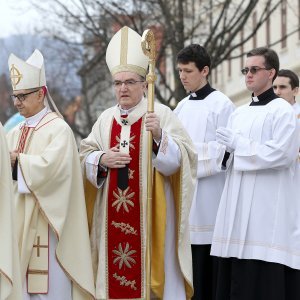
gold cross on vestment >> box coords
[33,236,48,257]
[10,64,23,89]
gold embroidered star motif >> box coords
[113,242,137,269]
[116,135,136,150]
[112,187,135,212]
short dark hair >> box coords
[277,69,299,89]
[246,47,279,82]
[177,44,211,73]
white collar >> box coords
[118,101,141,115]
[24,107,50,128]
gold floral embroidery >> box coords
[111,221,138,235]
[112,187,135,213]
[128,168,135,179]
[113,272,137,290]
[160,132,168,155]
[113,242,137,269]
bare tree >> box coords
[28,0,297,136]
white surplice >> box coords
[174,91,235,244]
[211,98,300,270]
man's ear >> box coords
[293,86,299,97]
[37,88,45,102]
[202,66,210,77]
[269,68,276,81]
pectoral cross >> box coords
[33,236,48,257]
[121,140,128,148]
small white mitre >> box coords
[106,26,149,77]
[8,49,46,91]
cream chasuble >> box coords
[0,123,22,300]
[80,98,197,300]
[6,112,95,300]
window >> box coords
[240,29,244,70]
[281,0,287,48]
[266,8,271,46]
[253,11,257,48]
[228,57,232,77]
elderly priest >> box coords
[80,26,197,300]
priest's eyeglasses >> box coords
[241,66,269,75]
[113,80,144,88]
[10,89,40,102]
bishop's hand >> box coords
[9,149,18,168]
[145,112,162,142]
[100,146,132,169]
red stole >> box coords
[17,125,31,153]
[107,116,143,298]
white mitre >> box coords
[106,26,149,77]
[8,49,46,91]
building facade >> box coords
[213,0,300,105]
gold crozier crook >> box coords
[141,29,157,300]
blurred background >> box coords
[0,0,299,140]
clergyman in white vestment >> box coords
[0,122,22,299]
[6,49,95,300]
[175,44,235,300]
[80,26,197,300]
[212,47,300,300]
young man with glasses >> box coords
[6,49,95,300]
[174,44,235,300]
[80,26,197,300]
[211,47,300,299]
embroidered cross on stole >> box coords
[107,115,144,298]
[16,125,50,294]
[118,114,130,190]
[27,218,49,294]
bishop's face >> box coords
[12,88,45,118]
[177,62,208,92]
[113,71,147,110]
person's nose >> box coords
[180,72,186,80]
[13,97,21,106]
[120,82,128,91]
[246,71,253,79]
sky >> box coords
[0,0,39,38]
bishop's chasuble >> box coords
[6,110,95,299]
[80,98,197,300]
[0,123,22,299]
